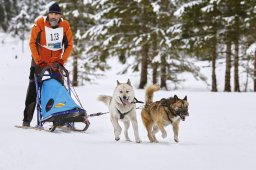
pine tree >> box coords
[58,0,84,86]
[58,0,103,85]
[243,0,256,91]
[0,1,5,31]
[85,0,150,87]
[176,0,218,91]
[9,2,30,52]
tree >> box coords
[85,0,151,88]
[58,0,90,86]
[177,0,219,91]
[0,1,6,31]
[10,8,30,52]
[224,41,231,91]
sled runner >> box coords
[34,64,90,132]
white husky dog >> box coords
[98,79,141,143]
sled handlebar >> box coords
[37,64,69,81]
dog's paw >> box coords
[154,139,159,143]
[174,138,179,143]
[161,132,167,138]
[115,137,120,141]
[126,138,131,142]
[136,139,142,143]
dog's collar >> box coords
[166,109,174,123]
[116,108,133,119]
[163,105,177,122]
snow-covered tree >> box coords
[59,0,104,86]
[10,8,30,52]
[84,0,207,89]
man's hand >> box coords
[49,59,64,71]
[38,61,47,68]
[49,58,64,66]
[55,59,64,66]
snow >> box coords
[210,0,222,4]
[13,10,30,20]
[75,30,81,40]
[151,2,160,13]
[167,24,182,34]
[1,32,256,170]
[174,1,202,17]
[133,0,142,3]
[223,16,235,25]
[72,10,80,17]
[134,37,143,46]
[201,4,214,13]
[246,43,256,55]
[103,35,114,46]
[84,0,93,4]
[84,19,121,39]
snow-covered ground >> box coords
[0,32,256,170]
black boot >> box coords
[22,121,30,127]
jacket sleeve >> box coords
[62,21,73,63]
[29,19,42,65]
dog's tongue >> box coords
[123,99,130,105]
[181,112,189,121]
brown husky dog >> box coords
[141,85,189,143]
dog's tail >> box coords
[98,95,112,106]
[145,84,160,104]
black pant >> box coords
[23,60,63,122]
[23,60,41,122]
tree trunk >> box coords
[211,39,218,92]
[152,31,158,84]
[254,50,256,92]
[152,63,158,84]
[152,11,158,85]
[244,55,251,92]
[22,39,24,53]
[72,54,78,86]
[234,39,240,92]
[224,41,231,92]
[138,43,148,89]
[160,55,167,89]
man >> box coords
[22,2,73,126]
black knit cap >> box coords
[48,2,61,14]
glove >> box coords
[49,57,64,66]
[38,61,47,68]
[55,59,64,66]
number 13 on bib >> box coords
[45,27,64,51]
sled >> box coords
[34,64,90,132]
[15,124,88,133]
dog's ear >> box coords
[174,95,178,101]
[127,79,131,86]
[117,80,121,85]
[183,96,187,101]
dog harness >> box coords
[116,108,133,119]
[120,97,144,105]
[115,97,143,119]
